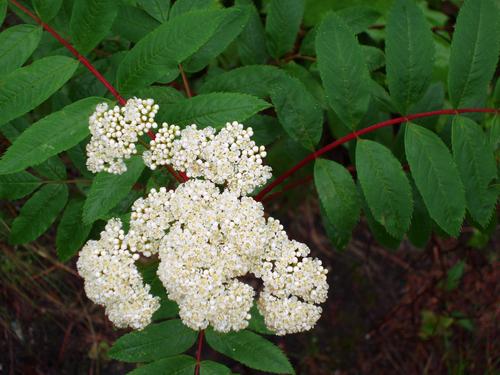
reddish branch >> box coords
[255,108,498,201]
[194,330,205,375]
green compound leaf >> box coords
[160,93,270,129]
[112,6,160,43]
[56,199,92,262]
[265,0,304,59]
[199,65,286,98]
[336,5,381,34]
[0,97,107,175]
[10,184,68,244]
[33,156,67,180]
[314,159,360,248]
[235,0,268,65]
[407,180,432,248]
[205,329,294,374]
[183,6,250,73]
[452,116,497,227]
[109,320,197,362]
[0,24,42,77]
[405,123,466,237]
[0,172,41,200]
[356,139,413,240]
[271,75,323,151]
[70,0,119,54]
[137,0,171,22]
[33,0,63,22]
[0,0,6,27]
[316,12,371,129]
[200,361,231,375]
[169,0,218,19]
[386,0,435,114]
[83,157,145,225]
[448,0,500,108]
[117,9,227,93]
[128,355,196,375]
[247,304,273,335]
[0,56,78,127]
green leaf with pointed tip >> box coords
[56,199,92,262]
[0,172,41,200]
[235,0,268,65]
[407,180,432,248]
[70,0,119,54]
[128,355,196,375]
[169,0,218,18]
[0,56,78,127]
[452,116,497,227]
[448,0,500,108]
[0,25,42,77]
[200,361,231,375]
[356,139,413,240]
[33,0,63,21]
[265,0,304,59]
[0,97,107,175]
[117,9,226,92]
[314,159,360,247]
[112,6,160,43]
[160,93,270,129]
[137,0,171,22]
[0,0,6,27]
[199,65,286,98]
[83,157,145,225]
[184,6,250,72]
[386,0,435,114]
[10,184,68,244]
[206,329,294,374]
[405,123,466,237]
[316,12,371,129]
[336,5,381,34]
[362,46,385,72]
[109,320,197,362]
[271,75,322,150]
[358,183,401,249]
[247,305,273,335]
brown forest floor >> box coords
[1,194,499,375]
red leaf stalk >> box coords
[194,329,205,375]
[255,108,498,201]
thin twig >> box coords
[194,330,205,375]
[179,64,193,98]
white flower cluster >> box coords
[143,122,273,196]
[86,98,158,174]
[76,219,160,330]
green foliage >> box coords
[452,116,497,227]
[270,75,323,150]
[314,159,360,249]
[205,329,294,374]
[0,25,42,77]
[405,123,466,237]
[117,9,227,92]
[0,56,78,127]
[0,171,41,200]
[83,157,145,224]
[160,93,270,129]
[0,97,107,175]
[169,0,218,19]
[137,0,171,22]
[199,361,232,375]
[235,0,268,65]
[316,12,371,129]
[56,199,92,262]
[356,139,413,240]
[128,355,196,375]
[109,319,197,362]
[385,0,435,114]
[33,0,63,22]
[0,0,6,27]
[10,184,68,244]
[448,0,500,108]
[265,0,304,59]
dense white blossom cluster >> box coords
[80,99,329,335]
[144,122,273,196]
[76,219,160,330]
[86,98,158,174]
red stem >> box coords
[255,108,498,202]
[194,330,204,375]
[8,0,127,106]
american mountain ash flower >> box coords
[78,99,328,334]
